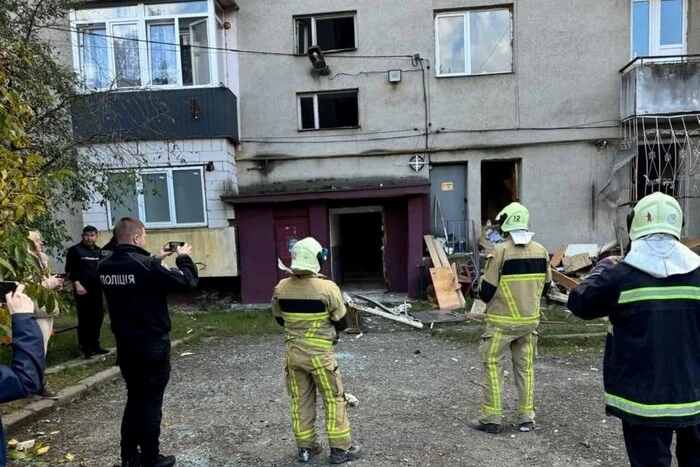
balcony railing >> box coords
[620,55,700,120]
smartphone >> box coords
[0,281,18,303]
[166,241,185,252]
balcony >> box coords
[72,87,239,144]
[620,55,700,120]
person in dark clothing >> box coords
[97,217,198,467]
[65,225,106,358]
[568,192,700,467]
[1,284,45,465]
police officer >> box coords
[97,217,198,467]
[272,237,362,464]
[470,202,551,434]
[65,225,106,358]
[568,192,700,467]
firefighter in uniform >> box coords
[272,237,362,464]
[470,202,551,434]
[97,217,198,467]
[568,192,700,467]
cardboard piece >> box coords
[562,253,592,274]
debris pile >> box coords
[423,235,469,310]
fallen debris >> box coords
[562,253,592,274]
[343,293,424,329]
[424,235,466,310]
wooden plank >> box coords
[562,253,592,274]
[424,235,443,267]
[451,262,466,307]
[430,267,462,310]
[550,244,567,269]
[551,268,581,291]
[435,239,451,268]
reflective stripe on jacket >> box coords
[477,237,550,331]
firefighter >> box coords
[470,202,551,434]
[272,237,362,464]
[568,192,700,467]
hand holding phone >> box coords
[3,283,33,314]
[166,241,185,252]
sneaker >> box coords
[94,347,110,355]
[328,444,362,464]
[37,384,59,399]
[297,443,322,463]
[517,422,535,432]
[468,419,503,434]
[140,454,176,467]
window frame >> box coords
[293,11,358,55]
[106,166,208,229]
[434,7,514,78]
[630,0,687,58]
[70,0,223,92]
[296,89,360,131]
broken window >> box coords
[298,90,359,130]
[295,13,357,54]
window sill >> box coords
[435,71,514,79]
[294,47,358,56]
[297,126,362,132]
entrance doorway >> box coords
[329,207,384,288]
[481,160,520,224]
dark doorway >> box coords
[481,160,520,224]
[337,212,384,285]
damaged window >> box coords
[295,13,357,54]
[298,90,359,130]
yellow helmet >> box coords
[629,192,683,241]
[290,237,329,275]
[496,202,530,232]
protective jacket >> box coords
[568,261,700,427]
[96,244,198,342]
[0,314,44,465]
[272,275,347,350]
[477,237,550,331]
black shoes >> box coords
[141,454,176,467]
[328,445,363,464]
[37,384,58,399]
[468,419,503,434]
[94,347,110,355]
[297,443,322,463]
[83,347,109,359]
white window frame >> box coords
[434,8,513,78]
[296,89,360,131]
[70,0,223,92]
[294,11,358,54]
[107,166,208,229]
[631,0,688,58]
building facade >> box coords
[61,0,699,303]
[66,0,242,278]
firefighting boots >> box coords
[328,444,363,464]
[297,443,322,463]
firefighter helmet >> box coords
[290,237,329,274]
[628,192,683,241]
[496,202,530,232]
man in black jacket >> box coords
[97,217,198,467]
[65,225,106,358]
[568,192,700,467]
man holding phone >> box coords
[97,218,197,467]
[0,283,46,465]
[65,225,106,358]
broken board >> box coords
[551,268,582,291]
[550,244,567,269]
[562,253,592,274]
[430,267,463,310]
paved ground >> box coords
[9,325,631,466]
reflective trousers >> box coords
[479,325,538,425]
[284,341,351,450]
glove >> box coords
[587,256,622,279]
